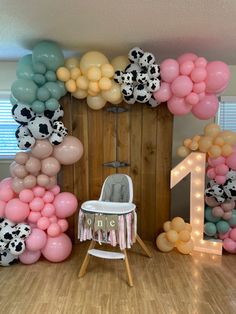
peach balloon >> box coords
[156,233,175,252]
[72,89,88,99]
[65,57,80,69]
[13,164,28,179]
[176,239,194,254]
[41,157,61,176]
[166,230,179,243]
[208,145,222,158]
[221,144,233,157]
[171,217,186,232]
[98,77,112,91]
[25,157,41,174]
[178,230,191,242]
[15,152,29,165]
[12,177,24,193]
[31,140,53,159]
[220,130,236,145]
[185,223,192,232]
[101,81,122,104]
[100,64,114,78]
[76,76,89,90]
[110,55,129,71]
[214,136,225,146]
[177,146,190,158]
[204,123,221,138]
[37,174,50,187]
[80,51,109,75]
[56,67,70,82]
[87,66,102,81]
[65,79,77,93]
[70,67,81,80]
[163,221,171,232]
[53,136,83,165]
[23,175,37,189]
[198,136,213,153]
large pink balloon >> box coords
[205,61,230,93]
[19,249,41,265]
[160,59,179,83]
[26,228,47,251]
[41,157,61,176]
[41,233,72,262]
[0,200,6,216]
[53,136,83,165]
[191,94,219,120]
[53,192,78,218]
[5,198,30,223]
[167,96,192,116]
[226,153,236,170]
[0,177,13,189]
[31,140,53,159]
[0,179,15,202]
[171,75,193,97]
[177,53,198,64]
[153,82,171,102]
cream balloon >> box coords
[76,76,89,90]
[156,232,175,252]
[176,239,194,254]
[87,95,106,110]
[70,67,81,80]
[80,51,109,75]
[101,81,122,104]
[65,57,80,69]
[111,55,129,71]
[99,77,112,91]
[72,89,88,99]
[100,64,114,78]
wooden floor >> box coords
[1,242,236,314]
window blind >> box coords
[217,96,236,132]
[0,92,19,159]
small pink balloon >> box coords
[167,96,192,116]
[37,174,50,187]
[206,168,216,179]
[47,223,61,237]
[19,249,41,265]
[226,153,236,171]
[190,67,207,83]
[205,196,219,207]
[191,94,219,120]
[0,200,6,217]
[31,139,53,159]
[229,228,236,242]
[27,211,41,223]
[171,75,193,97]
[49,215,58,223]
[205,61,230,93]
[12,177,24,193]
[223,212,232,220]
[53,192,78,218]
[41,203,55,217]
[212,206,224,217]
[28,223,37,229]
[221,200,235,212]
[5,198,30,223]
[41,233,72,262]
[57,219,69,232]
[179,61,194,76]
[208,156,226,167]
[41,157,61,177]
[160,59,179,83]
[193,82,206,94]
[153,82,172,102]
[37,216,50,230]
[32,186,45,197]
[223,238,236,253]
[13,164,28,179]
[177,53,198,64]
[185,92,199,106]
[25,157,41,174]
[215,175,226,185]
[23,175,37,189]
[15,152,29,165]
[43,191,54,203]
[198,92,206,100]
[195,57,207,68]
[19,189,34,203]
[26,228,47,251]
[29,197,45,212]
[215,164,229,175]
[218,228,231,240]
[50,185,60,195]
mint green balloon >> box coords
[57,80,67,97]
[204,222,217,237]
[31,100,45,113]
[37,87,50,101]
[45,71,56,82]
[45,82,61,100]
[45,98,59,111]
[33,62,46,74]
[11,79,37,104]
[16,54,34,80]
[216,220,229,234]
[10,94,17,105]
[33,74,46,86]
[32,41,64,71]
[205,207,221,223]
[228,212,236,227]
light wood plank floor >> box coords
[0,242,236,314]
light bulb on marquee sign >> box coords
[171,152,222,255]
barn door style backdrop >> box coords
[60,95,173,241]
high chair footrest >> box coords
[88,249,125,260]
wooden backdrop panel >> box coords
[60,95,173,242]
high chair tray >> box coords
[81,200,136,214]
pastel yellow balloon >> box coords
[189,141,199,151]
[208,145,222,158]
[70,67,81,80]
[183,138,192,147]
[87,94,107,110]
[198,136,213,153]
[88,81,100,93]
[166,230,179,243]
[101,81,122,104]
[76,76,89,90]
[110,55,129,71]
[88,89,99,96]
[204,123,221,138]
[171,217,186,232]
[176,239,194,255]
[156,233,175,252]
[185,223,192,232]
[87,66,102,81]
[220,130,236,145]
[98,77,112,91]
[163,221,171,232]
[177,146,190,158]
[214,136,225,146]
[72,89,88,99]
[178,230,191,242]
[100,64,115,78]
[56,67,70,82]
[65,57,80,69]
[80,51,109,75]
[65,79,77,93]
[192,135,201,142]
[110,95,123,105]
[221,143,233,157]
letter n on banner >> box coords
[171,152,222,255]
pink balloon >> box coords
[190,67,207,83]
[43,191,54,203]
[50,185,60,195]
[160,59,179,83]
[53,192,78,218]
[25,157,41,174]
[223,238,236,253]
[223,212,232,220]
[41,233,72,262]
[208,156,225,167]
[185,92,199,106]
[215,164,229,175]
[206,168,216,180]
[0,200,6,217]
[41,157,61,177]
[53,136,84,166]
[195,57,207,68]
[191,94,219,120]
[57,219,69,232]
[5,198,30,223]
[179,61,194,76]
[0,177,13,189]
[205,196,219,207]
[47,223,61,237]
[212,206,224,217]
[26,228,47,251]
[177,53,198,64]
[13,164,28,179]
[0,186,15,202]
[15,152,29,165]
[193,82,206,94]
[198,92,206,100]
[229,228,236,242]
[49,215,58,223]
[31,139,53,159]
[23,175,37,189]
[19,189,34,203]
[37,174,50,187]
[27,211,41,223]
[37,217,50,230]
[32,186,45,197]
[221,200,235,212]
[41,203,55,217]
[153,82,171,102]
[205,61,230,93]
[218,228,231,240]
[226,153,236,171]
[19,249,41,265]
[167,96,192,116]
[215,175,226,185]
[29,197,45,211]
[171,75,193,97]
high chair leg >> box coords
[123,249,133,287]
[136,234,152,258]
[78,240,96,278]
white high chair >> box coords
[78,174,152,287]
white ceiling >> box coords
[0,0,236,64]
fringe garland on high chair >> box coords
[78,210,137,250]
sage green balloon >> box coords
[31,100,45,113]
[37,87,50,101]
[45,82,61,100]
[33,62,46,74]
[45,71,57,82]
[57,80,67,97]
[33,74,46,86]
[10,94,17,105]
[11,79,37,104]
[16,54,34,80]
[45,98,59,111]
